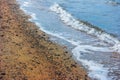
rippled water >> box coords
[17,0,120,80]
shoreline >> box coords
[0,0,90,80]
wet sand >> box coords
[0,0,90,80]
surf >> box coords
[17,0,120,79]
[50,3,120,53]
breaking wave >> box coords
[35,22,112,80]
[50,3,120,53]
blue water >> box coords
[23,0,120,38]
[62,0,120,37]
[17,0,120,80]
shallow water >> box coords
[17,0,120,80]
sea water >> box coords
[17,0,120,80]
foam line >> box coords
[36,23,113,80]
[23,1,30,7]
[72,46,111,80]
[17,2,117,79]
[50,3,120,53]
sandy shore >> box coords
[0,0,90,80]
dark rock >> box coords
[0,76,3,79]
[71,64,77,68]
[16,34,18,36]
[1,26,8,29]
[49,48,54,50]
[22,77,28,80]
[0,35,4,37]
[31,46,34,48]
[65,51,68,53]
[1,72,6,75]
[0,49,3,51]
[55,71,62,76]
[85,75,88,80]
[0,16,2,19]
[66,67,71,72]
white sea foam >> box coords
[35,22,113,80]
[72,46,111,80]
[19,6,37,21]
[29,13,37,20]
[49,4,120,79]
[50,3,120,53]
[23,1,30,7]
[19,1,37,21]
[18,2,117,80]
[35,23,81,46]
[22,11,112,80]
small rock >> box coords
[0,16,2,19]
[0,76,3,79]
[1,72,6,75]
[16,34,18,36]
[55,71,61,76]
[0,35,4,37]
[71,64,77,68]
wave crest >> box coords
[50,3,120,53]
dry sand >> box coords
[0,0,90,80]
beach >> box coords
[0,0,90,80]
